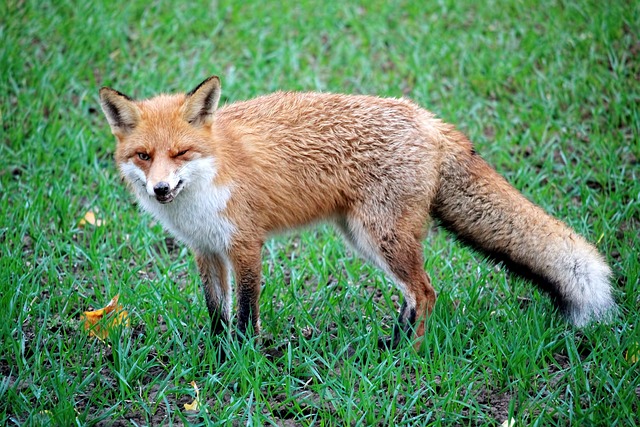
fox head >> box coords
[99,76,221,204]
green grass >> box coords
[1,0,639,425]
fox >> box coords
[99,75,615,348]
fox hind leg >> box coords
[378,234,435,349]
[337,213,436,349]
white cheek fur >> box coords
[119,161,149,199]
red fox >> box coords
[99,76,615,348]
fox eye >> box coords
[176,149,189,157]
[137,152,151,161]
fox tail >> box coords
[432,136,615,326]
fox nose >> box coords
[153,182,171,196]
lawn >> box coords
[1,0,639,425]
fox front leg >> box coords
[196,253,231,335]
[230,240,263,339]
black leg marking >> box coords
[201,282,229,336]
[378,302,417,350]
[236,268,260,340]
[197,253,231,338]
[210,308,229,336]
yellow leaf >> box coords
[183,381,200,411]
[79,210,104,228]
[626,341,639,363]
[81,294,129,340]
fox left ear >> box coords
[183,76,221,126]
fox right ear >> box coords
[99,87,141,136]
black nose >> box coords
[153,182,171,196]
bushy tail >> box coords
[432,147,615,326]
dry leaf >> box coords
[626,341,639,364]
[183,381,200,411]
[79,210,104,227]
[81,294,129,340]
[501,418,515,427]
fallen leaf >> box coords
[501,418,515,427]
[183,381,200,411]
[79,210,104,227]
[81,294,129,340]
[626,341,639,364]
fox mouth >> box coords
[155,180,184,204]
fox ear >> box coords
[183,76,221,126]
[99,87,141,136]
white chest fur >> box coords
[144,183,235,253]
[121,157,236,254]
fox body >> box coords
[99,76,615,347]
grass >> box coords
[1,0,639,425]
